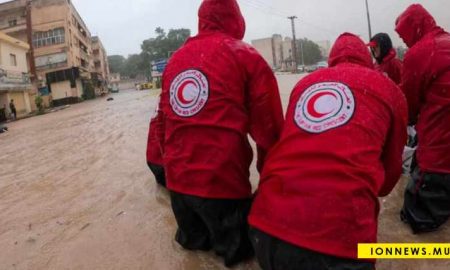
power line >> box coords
[239,0,340,37]
[239,0,289,18]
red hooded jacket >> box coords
[248,33,408,260]
[375,49,403,85]
[147,0,284,199]
[147,95,164,166]
[396,4,450,174]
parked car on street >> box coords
[316,61,328,70]
[297,65,306,73]
[111,84,119,93]
[306,65,318,73]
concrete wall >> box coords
[9,91,31,116]
[0,40,28,73]
[75,79,82,97]
[51,80,71,100]
[51,79,82,101]
[251,35,289,70]
[251,38,274,68]
[0,92,8,109]
[118,80,146,91]
[0,92,31,117]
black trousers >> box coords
[249,228,375,270]
[169,191,254,267]
[147,162,166,187]
[401,166,450,234]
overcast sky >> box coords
[2,0,450,56]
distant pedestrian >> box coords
[396,4,450,234]
[367,33,403,84]
[9,99,16,120]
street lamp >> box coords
[365,0,373,39]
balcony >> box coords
[79,48,89,61]
[80,59,89,70]
[0,23,27,34]
[0,68,32,91]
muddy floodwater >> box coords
[0,74,449,270]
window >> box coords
[10,54,17,66]
[32,27,66,48]
[8,19,17,27]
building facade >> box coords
[91,36,109,96]
[109,73,120,90]
[316,40,331,59]
[0,30,32,120]
[251,34,295,71]
[0,0,106,107]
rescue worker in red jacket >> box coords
[367,33,403,84]
[146,95,166,187]
[248,33,407,270]
[147,0,284,266]
[396,4,450,233]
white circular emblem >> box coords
[170,69,209,117]
[294,82,355,133]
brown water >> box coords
[0,74,448,269]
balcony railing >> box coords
[0,23,27,33]
[0,68,32,91]
[79,48,89,60]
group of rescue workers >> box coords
[145,1,450,269]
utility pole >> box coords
[300,39,305,67]
[365,0,372,39]
[26,0,36,82]
[287,16,298,72]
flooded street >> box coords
[0,74,448,270]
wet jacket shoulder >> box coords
[249,33,407,260]
[396,4,450,121]
[376,49,403,85]
[149,0,284,198]
[396,4,450,173]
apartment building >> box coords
[0,30,32,119]
[0,0,105,107]
[91,36,109,96]
[251,34,295,71]
[316,40,331,59]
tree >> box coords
[296,39,323,65]
[108,55,126,74]
[141,28,191,62]
[107,27,191,80]
[122,54,143,79]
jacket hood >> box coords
[328,33,374,69]
[395,4,439,48]
[198,0,246,40]
[370,33,393,64]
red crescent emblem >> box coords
[177,80,196,105]
[306,92,337,118]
